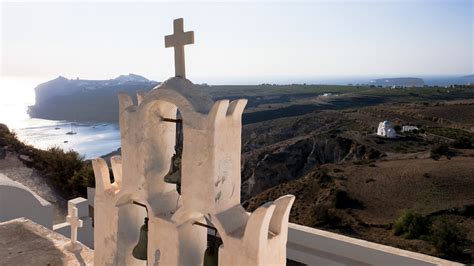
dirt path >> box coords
[0,152,67,223]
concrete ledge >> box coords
[287,223,461,266]
[0,218,93,265]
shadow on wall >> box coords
[0,173,53,229]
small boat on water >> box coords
[65,123,77,135]
[64,140,68,143]
[54,127,60,130]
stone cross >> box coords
[66,206,83,245]
[165,18,194,78]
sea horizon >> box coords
[0,73,471,159]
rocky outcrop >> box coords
[239,110,384,200]
[241,133,383,200]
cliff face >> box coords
[34,76,70,104]
[240,111,384,200]
[241,135,356,198]
[28,74,159,122]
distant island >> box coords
[369,77,425,87]
[28,74,159,122]
[461,74,474,80]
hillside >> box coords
[241,99,474,264]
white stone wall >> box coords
[287,223,461,266]
[53,197,94,248]
[0,173,53,229]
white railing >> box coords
[287,223,460,266]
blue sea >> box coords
[14,120,121,159]
[0,76,121,159]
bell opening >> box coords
[203,231,221,266]
[164,109,183,195]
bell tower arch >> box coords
[92,18,294,266]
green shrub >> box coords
[430,143,450,159]
[0,124,94,198]
[315,168,332,183]
[314,204,341,226]
[34,146,94,197]
[0,124,30,152]
[333,189,350,209]
[332,188,363,209]
[68,161,95,196]
[452,136,473,149]
[393,209,430,239]
[430,217,467,258]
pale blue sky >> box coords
[1,1,472,84]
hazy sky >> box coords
[1,0,472,83]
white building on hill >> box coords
[377,120,397,138]
[402,125,419,132]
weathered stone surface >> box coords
[0,218,93,265]
[210,195,295,266]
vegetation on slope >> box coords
[0,123,94,198]
[393,210,469,260]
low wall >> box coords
[0,174,53,229]
[287,223,461,266]
[53,197,94,248]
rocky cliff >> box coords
[28,74,159,122]
[240,110,383,200]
